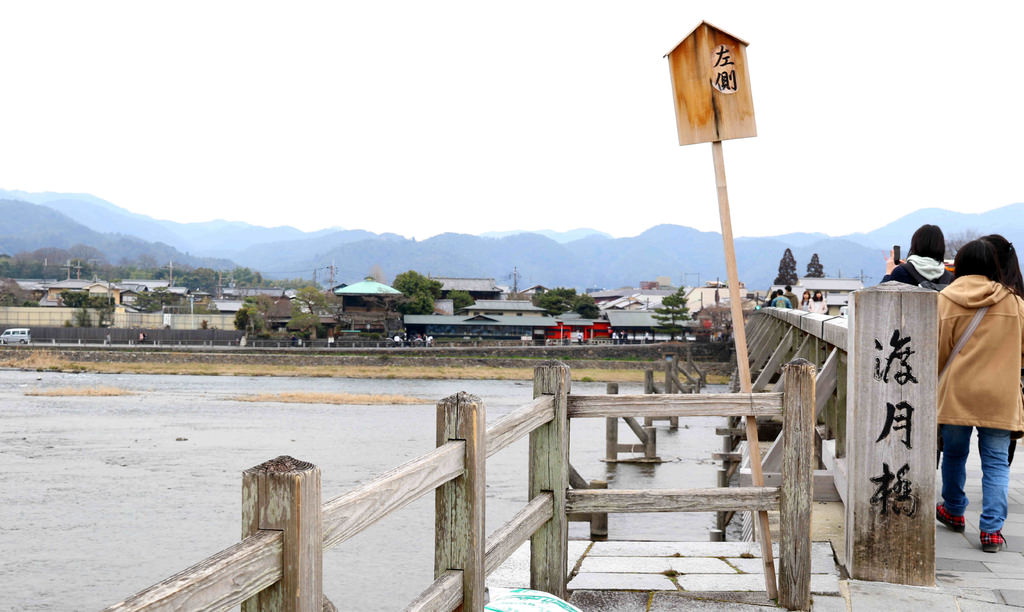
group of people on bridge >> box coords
[884,224,1024,554]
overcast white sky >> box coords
[2,2,1022,240]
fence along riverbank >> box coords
[102,360,817,611]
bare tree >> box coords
[945,229,980,258]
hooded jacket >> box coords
[937,275,1024,434]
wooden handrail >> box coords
[101,530,283,612]
[322,440,465,550]
[406,493,554,612]
[565,487,780,513]
[487,395,554,457]
[567,392,783,418]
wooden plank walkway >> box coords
[487,446,1024,609]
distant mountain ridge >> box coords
[1,189,1022,290]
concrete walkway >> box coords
[488,443,1024,609]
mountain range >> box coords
[1,188,1023,291]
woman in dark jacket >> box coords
[883,224,954,287]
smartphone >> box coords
[893,245,901,263]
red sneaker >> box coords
[936,504,965,533]
[981,530,1006,553]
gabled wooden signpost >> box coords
[665,22,778,599]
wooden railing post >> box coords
[435,392,486,611]
[531,361,571,598]
[588,479,608,538]
[845,283,937,585]
[779,359,815,610]
[242,456,322,612]
[605,383,618,462]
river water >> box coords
[0,370,727,611]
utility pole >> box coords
[330,262,336,289]
[168,260,174,286]
[217,270,223,299]
[73,260,82,280]
[512,266,519,295]
[313,268,317,287]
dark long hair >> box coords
[908,224,946,261]
[982,234,1024,298]
[953,239,1000,281]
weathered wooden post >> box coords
[605,382,619,462]
[436,392,486,610]
[242,456,322,612]
[643,425,657,460]
[531,362,571,598]
[779,359,814,610]
[588,479,608,538]
[845,283,937,585]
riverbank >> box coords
[0,347,732,383]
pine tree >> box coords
[805,253,825,278]
[774,249,798,285]
[653,287,691,340]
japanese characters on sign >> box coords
[710,44,738,94]
[869,329,919,517]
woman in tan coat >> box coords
[936,239,1024,552]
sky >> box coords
[2,2,1023,240]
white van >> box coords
[0,328,31,344]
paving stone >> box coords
[587,540,777,558]
[567,572,677,591]
[809,595,848,612]
[675,573,767,592]
[579,555,735,574]
[649,591,776,610]
[982,560,1024,576]
[846,580,959,610]
[954,588,1004,604]
[998,589,1024,607]
[809,573,842,595]
[933,574,1024,590]
[728,546,838,575]
[935,557,989,572]
[957,598,1020,611]
[568,590,650,612]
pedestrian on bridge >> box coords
[936,238,1024,553]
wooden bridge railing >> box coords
[746,282,939,587]
[103,358,817,612]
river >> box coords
[0,370,728,611]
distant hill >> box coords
[0,199,233,269]
[2,189,1022,291]
[479,228,613,243]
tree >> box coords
[805,253,825,278]
[574,294,599,319]
[535,287,578,316]
[774,248,798,285]
[653,287,691,340]
[234,295,274,335]
[534,287,599,318]
[449,290,474,311]
[287,286,329,337]
[393,270,443,315]
[133,288,179,313]
[945,229,980,258]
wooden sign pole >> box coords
[711,140,777,599]
[665,23,774,597]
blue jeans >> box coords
[940,424,1012,533]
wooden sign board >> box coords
[666,21,757,146]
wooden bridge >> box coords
[102,283,963,611]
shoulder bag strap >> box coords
[939,306,989,382]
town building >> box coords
[431,277,503,301]
[459,300,546,317]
